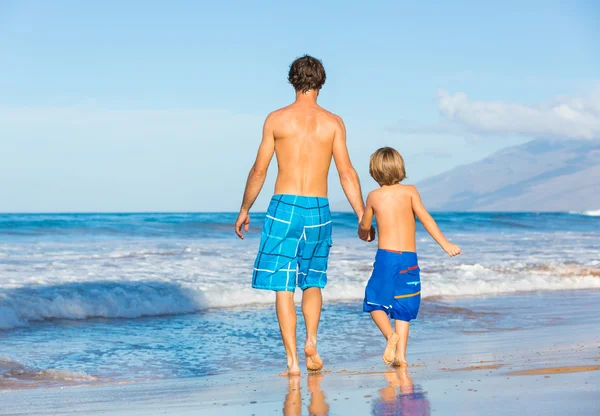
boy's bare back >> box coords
[367,184,420,252]
[358,146,460,257]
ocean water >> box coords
[0,212,599,386]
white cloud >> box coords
[436,89,600,140]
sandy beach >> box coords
[2,289,598,415]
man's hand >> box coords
[235,210,250,239]
[443,243,461,257]
[358,225,376,242]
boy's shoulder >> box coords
[367,187,384,201]
[368,184,418,197]
[399,183,418,194]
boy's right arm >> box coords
[410,186,461,256]
[358,193,375,242]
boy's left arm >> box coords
[358,194,376,242]
[410,186,461,256]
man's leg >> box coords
[302,287,323,371]
[276,291,300,375]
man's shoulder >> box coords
[265,106,291,120]
[267,105,343,127]
[320,108,344,124]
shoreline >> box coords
[1,327,598,415]
[1,290,599,415]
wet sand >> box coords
[1,323,598,415]
[508,365,600,376]
[1,291,599,415]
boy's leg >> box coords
[302,287,323,371]
[370,310,399,365]
[276,291,300,375]
[370,310,394,338]
[394,320,410,366]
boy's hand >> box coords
[443,243,461,257]
[369,226,376,242]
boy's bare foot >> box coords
[382,333,400,365]
[304,341,323,372]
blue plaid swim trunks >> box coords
[252,194,333,292]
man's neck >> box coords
[294,90,319,104]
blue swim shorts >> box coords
[363,249,421,322]
[252,194,333,292]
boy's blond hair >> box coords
[369,147,406,186]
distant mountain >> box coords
[417,139,600,211]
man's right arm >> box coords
[332,116,365,219]
[234,114,276,239]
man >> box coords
[235,55,370,376]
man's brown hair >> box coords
[369,147,407,186]
[288,55,326,93]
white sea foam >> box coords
[1,234,599,330]
[583,209,600,216]
[0,356,97,382]
[1,262,599,330]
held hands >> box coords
[358,225,376,242]
[235,210,250,239]
[443,242,461,257]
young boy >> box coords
[358,147,461,367]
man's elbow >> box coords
[249,165,268,179]
[338,167,358,183]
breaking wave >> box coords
[1,262,599,330]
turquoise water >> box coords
[0,212,599,385]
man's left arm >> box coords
[358,193,375,242]
[234,114,276,239]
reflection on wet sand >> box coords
[283,374,329,416]
[372,369,431,416]
[283,376,301,416]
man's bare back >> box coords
[269,101,341,197]
[235,88,365,239]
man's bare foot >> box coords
[391,360,408,368]
[304,341,323,372]
[382,333,400,365]
[279,365,301,377]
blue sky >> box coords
[1,0,598,212]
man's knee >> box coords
[302,287,322,299]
